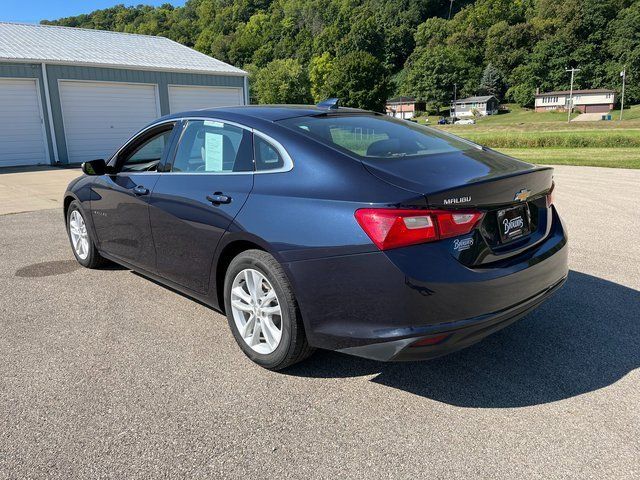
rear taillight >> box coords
[355,208,483,251]
[546,182,555,208]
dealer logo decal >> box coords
[453,237,474,251]
[503,216,524,235]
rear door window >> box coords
[171,120,253,173]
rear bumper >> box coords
[337,275,566,361]
[285,207,568,360]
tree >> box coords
[309,52,334,103]
[485,21,537,75]
[42,0,635,110]
[322,51,390,111]
[227,12,273,67]
[402,46,470,110]
[384,24,416,72]
[414,17,450,50]
[478,63,506,100]
[252,58,312,104]
[337,16,385,60]
[506,83,534,108]
[608,2,640,104]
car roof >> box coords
[160,104,369,123]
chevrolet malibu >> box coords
[64,102,568,370]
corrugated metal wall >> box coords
[0,61,247,165]
[0,63,56,161]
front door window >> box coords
[119,128,174,172]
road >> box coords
[0,165,638,479]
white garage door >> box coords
[169,85,244,113]
[59,81,160,164]
[0,78,48,167]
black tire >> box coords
[224,249,314,370]
[66,200,108,269]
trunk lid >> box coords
[360,148,553,207]
[361,148,555,266]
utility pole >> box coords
[566,67,580,122]
[448,0,454,20]
[452,82,457,120]
[620,67,626,121]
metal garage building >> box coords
[0,22,248,167]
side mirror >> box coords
[81,159,106,176]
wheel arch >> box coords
[63,191,101,252]
[214,237,267,313]
[63,193,79,220]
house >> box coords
[534,89,615,113]
[0,22,248,167]
[452,95,499,117]
[385,97,426,120]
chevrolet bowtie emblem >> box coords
[514,189,531,202]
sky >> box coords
[2,1,186,25]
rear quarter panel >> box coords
[231,132,425,262]
[215,129,426,326]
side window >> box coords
[171,120,253,173]
[254,135,284,171]
[120,129,173,172]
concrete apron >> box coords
[0,166,82,215]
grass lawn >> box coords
[496,148,640,169]
[465,104,579,125]
[454,129,640,148]
[415,104,640,168]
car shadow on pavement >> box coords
[286,270,640,408]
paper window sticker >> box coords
[204,120,224,128]
[205,132,223,172]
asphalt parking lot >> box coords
[0,165,638,479]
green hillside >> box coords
[43,0,640,112]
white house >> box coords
[534,89,615,113]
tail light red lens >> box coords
[355,208,483,250]
[436,210,485,239]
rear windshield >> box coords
[278,114,477,160]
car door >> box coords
[90,122,178,271]
[149,119,254,293]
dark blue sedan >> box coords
[64,103,568,370]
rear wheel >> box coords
[224,249,313,370]
[66,201,107,269]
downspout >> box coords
[41,63,60,164]
[243,75,250,105]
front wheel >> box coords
[223,249,314,370]
[66,201,107,269]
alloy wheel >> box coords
[230,268,283,354]
[69,210,90,260]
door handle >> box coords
[132,185,149,196]
[206,193,232,205]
